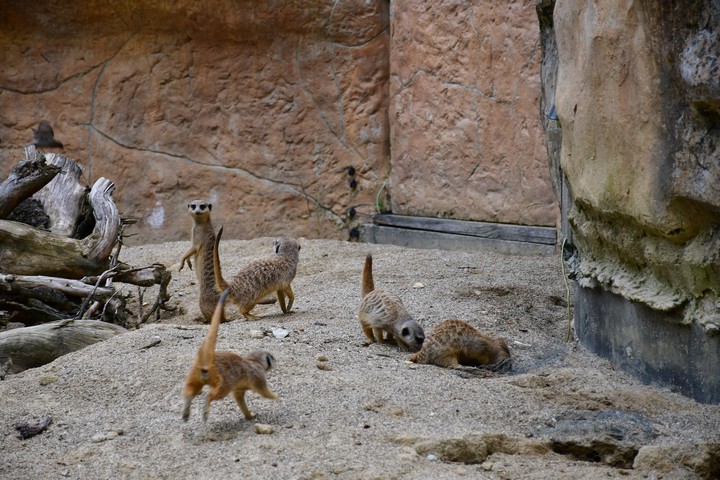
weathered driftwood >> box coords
[0,177,120,278]
[0,320,126,373]
[32,151,89,237]
[0,147,61,219]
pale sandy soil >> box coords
[1,238,718,479]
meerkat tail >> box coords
[361,254,375,297]
[199,289,231,369]
[213,226,229,291]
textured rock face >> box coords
[0,1,390,243]
[553,0,720,332]
[0,0,556,244]
[389,0,557,226]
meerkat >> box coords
[358,255,425,352]
[182,289,279,422]
[214,228,301,321]
[179,200,223,323]
[409,319,511,371]
[179,200,275,323]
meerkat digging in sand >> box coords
[182,289,279,422]
[214,228,300,321]
[358,255,425,352]
[409,319,511,371]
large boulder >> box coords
[548,0,720,402]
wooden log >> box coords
[0,177,120,278]
[371,214,557,245]
[32,152,89,237]
[0,320,127,373]
[0,220,111,277]
[0,147,61,219]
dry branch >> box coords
[0,273,114,300]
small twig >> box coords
[75,266,120,319]
[140,339,161,350]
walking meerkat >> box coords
[214,227,300,321]
[182,289,279,422]
[358,255,425,352]
[409,319,511,371]
[179,200,223,323]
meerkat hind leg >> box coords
[277,289,287,313]
[181,396,193,422]
[181,381,203,421]
[202,395,212,422]
[284,284,294,311]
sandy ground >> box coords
[1,238,719,479]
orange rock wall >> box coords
[0,0,556,244]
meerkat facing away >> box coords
[358,255,425,352]
[409,319,511,371]
[214,228,300,321]
[182,289,279,422]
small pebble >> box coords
[255,424,274,435]
[91,430,121,443]
[427,454,438,462]
[249,330,265,339]
[413,282,425,289]
[271,327,289,339]
[316,354,329,362]
[39,376,58,386]
[316,362,333,371]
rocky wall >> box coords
[389,0,557,226]
[548,0,720,402]
[0,0,557,244]
[0,0,391,243]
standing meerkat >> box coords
[358,255,425,352]
[409,319,511,371]
[179,200,275,323]
[214,228,300,321]
[179,200,222,323]
[182,289,279,422]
